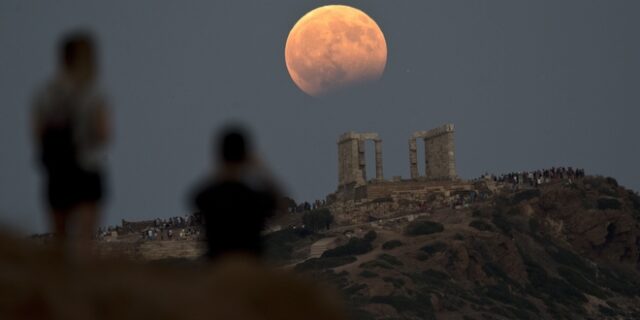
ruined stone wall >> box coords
[337,132,382,187]
[329,200,401,225]
[366,180,471,200]
[409,138,419,179]
[424,125,456,180]
[329,181,477,225]
[409,124,457,180]
[337,135,361,187]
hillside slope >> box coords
[282,176,640,319]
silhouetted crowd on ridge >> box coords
[481,167,586,187]
[287,199,328,213]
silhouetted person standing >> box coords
[192,127,279,260]
[32,32,110,254]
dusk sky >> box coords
[1,1,639,233]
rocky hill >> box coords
[2,176,640,320]
[274,176,640,319]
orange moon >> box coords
[285,5,387,97]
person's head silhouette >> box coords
[218,127,250,164]
[59,31,97,85]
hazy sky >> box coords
[1,1,639,233]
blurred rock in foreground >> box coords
[0,232,346,320]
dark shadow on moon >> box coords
[314,76,382,98]
[299,26,382,94]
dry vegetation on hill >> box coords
[282,177,640,319]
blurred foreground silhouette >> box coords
[31,31,110,256]
[10,31,348,319]
[0,231,346,320]
[192,127,282,260]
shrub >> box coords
[382,240,403,250]
[420,242,447,256]
[596,267,640,297]
[264,243,293,262]
[383,276,405,288]
[491,214,512,235]
[343,283,368,296]
[359,270,378,278]
[317,269,349,289]
[586,177,619,197]
[264,228,312,245]
[421,269,451,282]
[370,295,435,319]
[597,197,621,210]
[480,284,539,315]
[363,230,377,242]
[581,199,595,210]
[512,189,541,204]
[294,256,356,271]
[528,217,541,235]
[415,253,430,261]
[360,260,393,270]
[524,258,587,308]
[322,238,372,257]
[599,305,618,317]
[546,245,594,277]
[378,253,403,266]
[558,267,607,299]
[469,219,493,232]
[263,228,313,261]
[539,195,559,212]
[483,263,516,284]
[302,208,334,231]
[405,220,444,236]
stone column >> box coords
[421,124,457,180]
[409,138,418,179]
[358,139,366,183]
[374,139,383,181]
[445,131,456,178]
[423,137,430,179]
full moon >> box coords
[285,5,387,97]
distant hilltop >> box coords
[327,124,585,225]
[90,124,596,242]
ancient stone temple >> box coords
[337,132,383,188]
[337,124,456,189]
[332,124,464,204]
[330,124,474,224]
[409,124,457,180]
